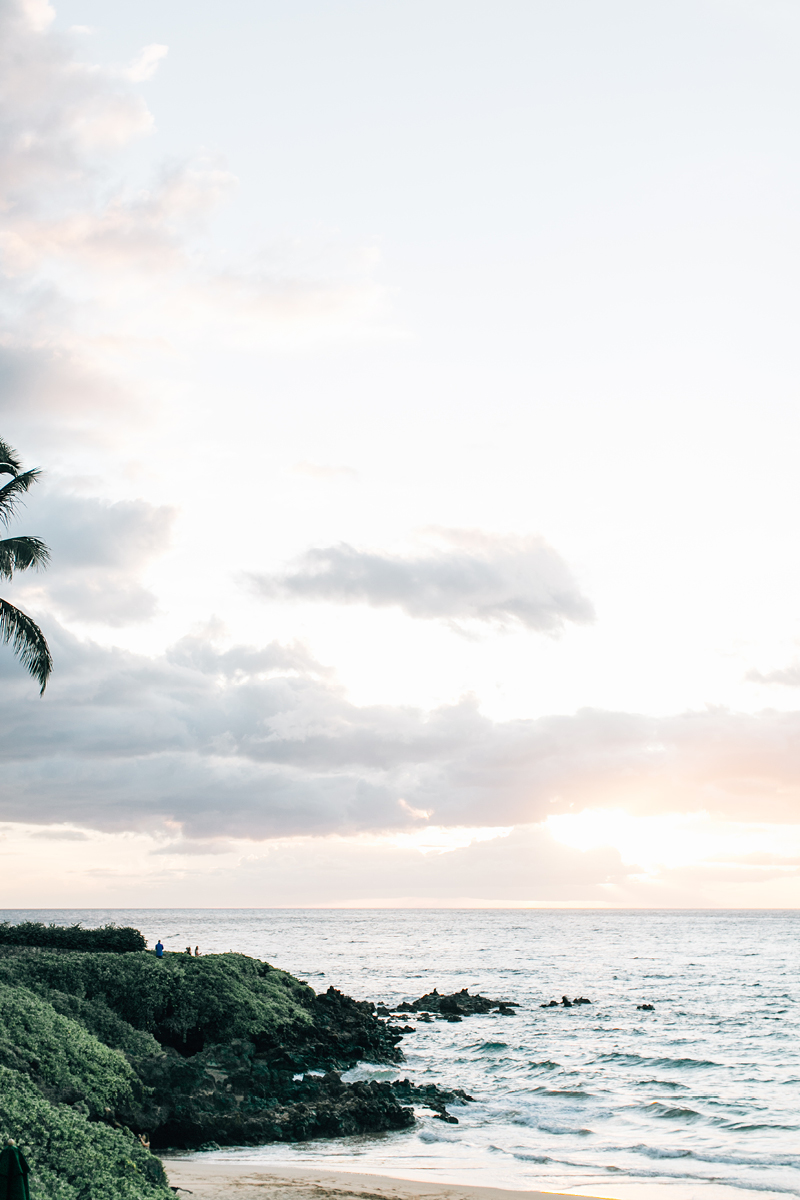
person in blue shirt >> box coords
[155,940,164,958]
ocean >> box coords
[4,908,799,1200]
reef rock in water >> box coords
[395,987,519,1017]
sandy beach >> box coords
[164,1163,609,1200]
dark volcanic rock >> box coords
[398,988,518,1018]
[122,983,413,1149]
[127,984,415,1150]
[140,1049,415,1149]
[540,996,591,1009]
[390,1079,474,1108]
[252,986,403,1073]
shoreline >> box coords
[164,1162,612,1200]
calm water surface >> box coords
[6,909,799,1200]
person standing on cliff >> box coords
[155,940,164,958]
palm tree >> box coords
[0,439,52,693]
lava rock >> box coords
[389,1079,474,1108]
[389,1078,473,1125]
[399,988,519,1018]
[637,1003,655,1011]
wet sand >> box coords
[165,1162,610,1200]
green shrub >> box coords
[0,923,146,953]
[44,992,160,1057]
[0,951,314,1052]
[0,1066,171,1200]
[0,983,137,1116]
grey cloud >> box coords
[0,347,144,447]
[1,623,800,839]
[745,664,800,686]
[167,630,331,679]
[252,531,594,632]
[11,491,175,625]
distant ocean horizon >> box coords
[4,907,799,1200]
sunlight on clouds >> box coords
[547,809,800,876]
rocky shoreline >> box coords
[0,927,514,1199]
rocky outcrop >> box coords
[251,987,404,1072]
[136,1053,415,1148]
[394,988,518,1017]
[540,995,591,1008]
[389,1078,474,1123]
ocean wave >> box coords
[619,1142,800,1169]
[632,1078,689,1089]
[643,1101,703,1121]
[532,1088,594,1098]
[532,1122,593,1136]
[595,1051,721,1069]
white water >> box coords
[6,908,800,1200]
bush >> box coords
[0,951,314,1054]
[0,1066,171,1200]
[0,983,137,1116]
[0,923,146,953]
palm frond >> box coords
[0,440,23,477]
[0,537,51,581]
[0,470,42,527]
[0,598,53,693]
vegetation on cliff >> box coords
[0,929,417,1198]
[0,922,146,953]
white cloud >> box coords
[745,662,800,686]
[253,529,594,633]
[0,0,389,461]
[124,44,168,83]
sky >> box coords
[2,0,800,907]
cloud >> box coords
[10,491,175,625]
[220,825,634,905]
[0,623,799,841]
[252,530,594,632]
[745,663,800,686]
[28,828,89,841]
[124,44,168,83]
[0,0,389,457]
